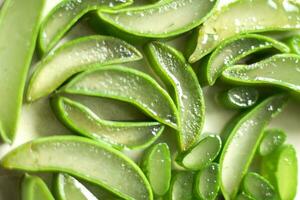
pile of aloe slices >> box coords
[0,0,299,199]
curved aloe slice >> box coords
[28,36,142,102]
[218,87,259,109]
[242,172,278,200]
[285,35,300,54]
[205,34,290,85]
[189,0,300,63]
[97,0,217,39]
[145,42,204,150]
[62,66,178,129]
[54,173,98,200]
[259,129,286,156]
[168,172,194,200]
[39,0,132,53]
[141,143,171,196]
[219,94,287,199]
[51,96,164,149]
[176,135,221,170]
[1,136,153,200]
[0,0,45,143]
[21,174,55,200]
[222,54,300,94]
[194,163,219,200]
[261,145,298,200]
[236,192,255,200]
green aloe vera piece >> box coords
[242,172,278,200]
[176,135,221,170]
[21,174,55,200]
[189,0,300,63]
[1,136,153,200]
[39,0,133,53]
[259,129,286,156]
[222,54,300,95]
[218,87,259,110]
[0,0,45,143]
[219,94,287,200]
[54,173,98,200]
[204,34,290,85]
[145,42,204,151]
[62,66,178,129]
[141,143,171,196]
[235,192,255,200]
[28,36,142,102]
[96,0,218,39]
[168,172,194,200]
[51,96,164,150]
[261,145,298,200]
[194,163,219,200]
[285,34,300,54]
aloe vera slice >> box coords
[235,192,255,200]
[54,173,98,200]
[168,172,194,200]
[204,34,290,85]
[176,135,221,170]
[27,36,142,102]
[189,0,300,63]
[39,0,132,53]
[21,174,55,200]
[141,143,171,196]
[0,0,44,143]
[51,96,164,149]
[219,94,287,200]
[259,129,286,156]
[222,54,300,94]
[1,136,153,200]
[194,163,219,200]
[285,34,300,54]
[218,87,259,110]
[96,0,218,39]
[62,66,178,129]
[145,42,204,151]
[242,172,278,200]
[261,145,298,200]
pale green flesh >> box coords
[219,95,287,200]
[195,163,219,200]
[189,0,300,63]
[222,54,300,94]
[63,66,178,129]
[55,174,98,200]
[235,193,255,200]
[98,0,217,37]
[259,129,286,156]
[206,34,290,85]
[0,0,45,143]
[22,175,55,200]
[181,135,221,170]
[1,136,153,200]
[145,42,204,151]
[54,97,164,149]
[39,0,132,53]
[28,36,142,102]
[169,172,194,200]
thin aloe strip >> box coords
[168,172,194,200]
[219,94,288,200]
[176,135,221,170]
[96,0,218,39]
[261,145,298,200]
[189,0,300,63]
[21,174,55,200]
[1,136,153,200]
[61,66,178,129]
[194,163,219,200]
[0,0,45,143]
[242,172,278,200]
[51,96,164,150]
[145,42,204,151]
[141,143,171,196]
[204,34,290,85]
[54,173,98,200]
[222,54,300,95]
[218,87,259,110]
[28,35,142,102]
[259,129,286,156]
[39,0,133,53]
[284,34,300,54]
